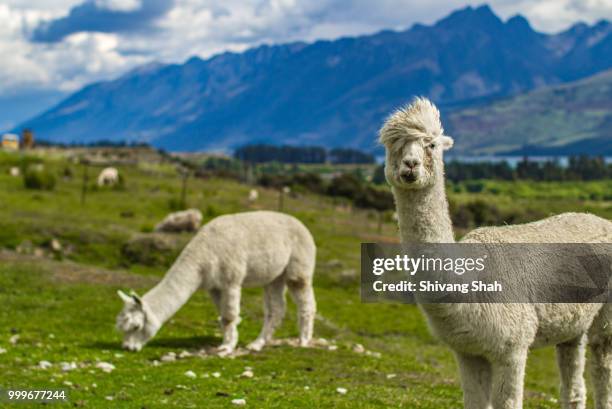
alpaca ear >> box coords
[130,291,143,307]
[117,290,133,305]
[440,136,454,151]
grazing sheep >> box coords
[380,97,612,409]
[154,209,203,233]
[9,167,20,177]
[116,211,317,355]
[97,167,119,186]
[248,189,259,203]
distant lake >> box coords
[376,155,612,166]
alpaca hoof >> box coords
[216,345,234,357]
[246,339,265,352]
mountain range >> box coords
[15,5,612,154]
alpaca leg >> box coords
[209,288,222,322]
[556,334,587,409]
[589,305,612,409]
[217,285,241,356]
[247,276,286,351]
[287,280,316,347]
[490,349,528,409]
[455,353,492,409]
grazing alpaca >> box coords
[97,167,119,186]
[380,97,612,409]
[116,211,317,355]
[154,209,203,233]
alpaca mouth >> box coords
[400,171,417,183]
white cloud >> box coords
[0,0,610,98]
[94,0,142,12]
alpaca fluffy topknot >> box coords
[379,97,443,146]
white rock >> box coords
[352,344,365,354]
[105,396,114,401]
[161,352,176,362]
[336,387,347,395]
[63,381,73,387]
[232,398,246,406]
[151,360,160,367]
[212,372,221,378]
[0,347,6,354]
[184,370,197,379]
[38,360,52,369]
[9,335,19,345]
[92,383,97,388]
[304,386,310,390]
[60,362,77,372]
[114,353,124,358]
[386,374,397,379]
[9,167,20,177]
[178,350,192,359]
[240,370,254,378]
[328,345,338,351]
[95,362,115,373]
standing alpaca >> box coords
[379,97,612,409]
[116,211,316,355]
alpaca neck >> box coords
[393,180,454,243]
[142,256,202,328]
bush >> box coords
[327,173,363,200]
[121,234,176,266]
[23,168,56,190]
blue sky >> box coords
[1,0,611,129]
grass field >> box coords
[0,150,610,408]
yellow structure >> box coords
[1,133,19,151]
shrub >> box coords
[327,173,363,200]
[23,168,56,190]
[121,234,176,266]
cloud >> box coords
[31,0,172,42]
[0,0,610,98]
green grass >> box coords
[0,149,608,407]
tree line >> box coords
[234,144,375,164]
[444,156,611,182]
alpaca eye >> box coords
[429,143,436,149]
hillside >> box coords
[1,148,610,407]
[448,69,612,155]
[15,5,612,152]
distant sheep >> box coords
[117,211,317,355]
[155,209,203,233]
[248,189,259,203]
[97,167,119,186]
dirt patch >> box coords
[0,249,157,287]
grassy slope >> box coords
[447,69,612,155]
[0,151,609,408]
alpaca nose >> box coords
[403,158,421,169]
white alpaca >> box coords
[248,189,259,203]
[154,209,203,233]
[116,211,317,355]
[97,167,119,186]
[380,97,612,409]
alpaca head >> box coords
[379,97,454,190]
[116,290,158,351]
